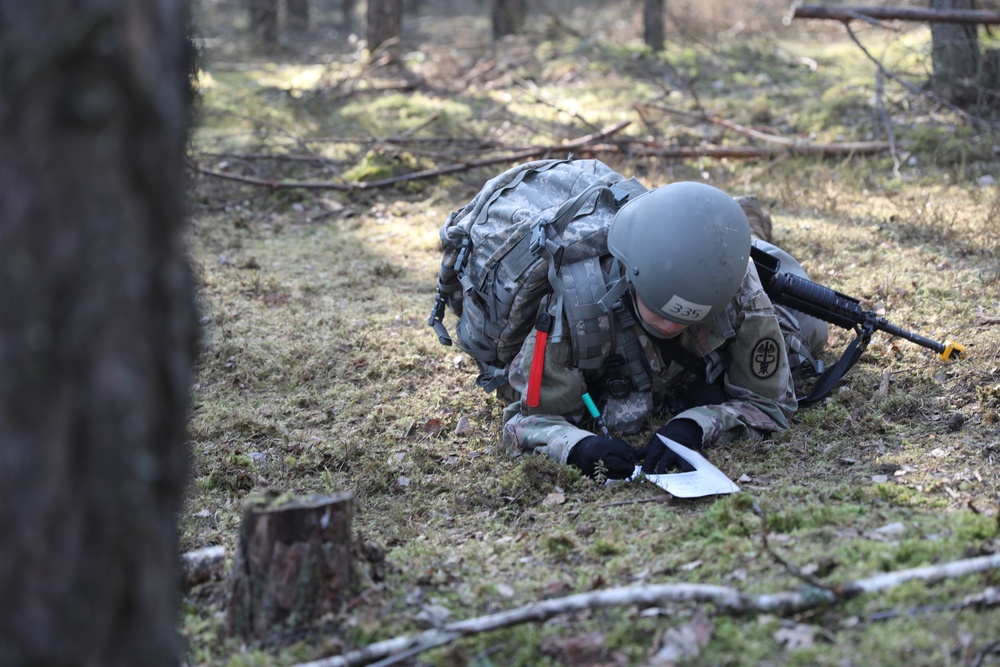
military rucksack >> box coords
[427,158,648,393]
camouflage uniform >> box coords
[501,257,800,466]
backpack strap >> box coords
[529,182,635,345]
[562,257,614,370]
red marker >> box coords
[525,312,552,408]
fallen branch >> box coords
[598,139,889,158]
[180,545,226,589]
[195,126,888,193]
[296,553,1000,667]
[194,121,632,192]
[701,115,893,156]
[791,4,1000,25]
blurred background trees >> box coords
[232,0,998,110]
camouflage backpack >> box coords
[427,158,648,393]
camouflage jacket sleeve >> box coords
[676,262,798,445]
[501,326,596,465]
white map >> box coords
[628,435,741,498]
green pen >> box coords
[581,392,610,437]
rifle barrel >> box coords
[871,316,945,355]
[767,269,953,357]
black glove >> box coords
[638,419,703,474]
[567,436,637,480]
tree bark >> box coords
[0,1,197,666]
[342,0,358,33]
[367,0,403,54]
[643,0,665,52]
[288,0,311,32]
[978,48,1000,91]
[250,0,279,44]
[492,0,526,40]
[930,0,980,105]
[228,493,353,641]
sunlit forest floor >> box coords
[180,1,1000,665]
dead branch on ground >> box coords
[294,553,1000,667]
[194,121,889,193]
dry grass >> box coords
[181,1,1000,665]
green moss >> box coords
[542,533,578,562]
[954,511,1000,541]
[341,149,426,183]
[591,539,622,557]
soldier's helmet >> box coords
[608,181,751,326]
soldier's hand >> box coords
[640,419,702,474]
[567,436,636,480]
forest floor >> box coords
[181,1,1000,665]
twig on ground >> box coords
[194,122,631,191]
[599,494,672,508]
[511,72,602,134]
[195,136,889,192]
[874,68,902,178]
[843,23,984,130]
[971,638,1000,667]
[867,586,1000,623]
[194,106,892,193]
[180,546,226,589]
[747,502,843,595]
[293,553,1000,667]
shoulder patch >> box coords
[751,337,780,379]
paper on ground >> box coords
[630,435,740,498]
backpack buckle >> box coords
[606,376,632,399]
[529,222,547,256]
[603,354,632,398]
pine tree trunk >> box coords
[644,0,665,52]
[977,48,1000,93]
[930,0,980,105]
[288,0,310,32]
[250,0,279,44]
[367,0,403,53]
[342,0,358,33]
[0,1,197,666]
[492,0,526,40]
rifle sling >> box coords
[798,325,873,405]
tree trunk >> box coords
[342,0,358,33]
[644,0,665,52]
[288,0,311,32]
[228,493,353,641]
[250,0,279,44]
[492,0,526,40]
[0,1,197,666]
[930,0,980,105]
[977,48,1000,92]
[367,0,403,54]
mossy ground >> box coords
[183,1,1000,665]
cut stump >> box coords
[228,492,353,640]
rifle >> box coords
[751,246,965,404]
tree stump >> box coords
[228,492,353,640]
